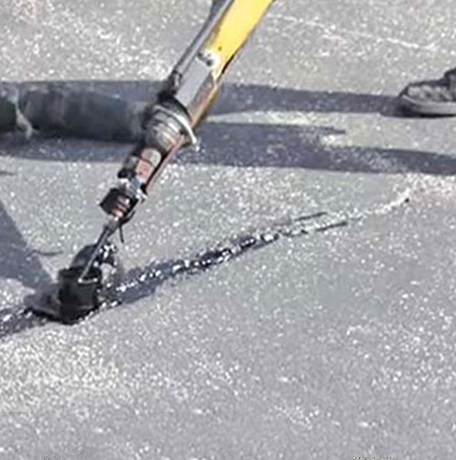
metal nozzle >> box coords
[78,219,119,282]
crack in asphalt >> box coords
[0,192,411,340]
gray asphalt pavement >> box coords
[1,0,456,459]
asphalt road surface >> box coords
[1,1,456,459]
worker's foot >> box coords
[398,67,456,116]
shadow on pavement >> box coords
[182,121,456,175]
[3,122,454,176]
[0,199,52,290]
[214,83,397,117]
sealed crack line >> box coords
[0,190,411,339]
[118,189,411,304]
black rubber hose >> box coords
[0,83,148,142]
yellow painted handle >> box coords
[206,0,276,77]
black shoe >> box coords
[398,67,456,116]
